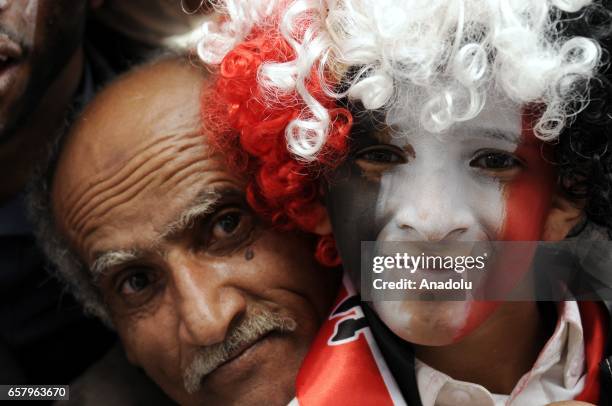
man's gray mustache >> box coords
[183,309,297,394]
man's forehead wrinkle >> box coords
[63,133,205,236]
[157,153,217,192]
[76,162,227,260]
[62,130,203,224]
[75,157,213,254]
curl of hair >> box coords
[199,0,602,159]
[201,22,352,266]
[198,0,612,248]
[197,0,281,64]
[555,2,612,232]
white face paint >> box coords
[327,84,556,345]
[375,91,523,243]
[371,91,519,344]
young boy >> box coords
[198,1,612,404]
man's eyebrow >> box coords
[158,188,243,241]
[90,249,141,279]
[88,189,244,277]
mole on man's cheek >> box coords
[245,247,255,261]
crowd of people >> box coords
[2,0,612,405]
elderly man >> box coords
[30,56,339,405]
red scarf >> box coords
[575,301,608,403]
[295,275,404,405]
[293,276,607,405]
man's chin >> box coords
[181,333,298,405]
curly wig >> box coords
[200,0,602,159]
[198,1,612,266]
[201,16,352,266]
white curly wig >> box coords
[198,0,602,160]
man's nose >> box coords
[393,171,476,241]
[170,255,247,347]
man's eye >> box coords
[355,145,407,165]
[205,207,255,254]
[212,210,242,238]
[120,271,152,295]
[470,151,523,171]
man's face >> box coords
[52,60,338,405]
[327,88,557,345]
[0,0,87,141]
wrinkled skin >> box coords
[52,58,339,405]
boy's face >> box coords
[327,88,560,345]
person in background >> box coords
[0,0,211,389]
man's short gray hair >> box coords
[27,123,113,326]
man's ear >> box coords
[542,191,585,241]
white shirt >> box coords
[416,301,585,406]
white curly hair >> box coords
[197,0,602,160]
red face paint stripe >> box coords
[500,111,557,242]
[458,110,558,340]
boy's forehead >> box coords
[385,85,523,142]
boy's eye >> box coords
[470,151,523,171]
[355,145,408,165]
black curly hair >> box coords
[557,1,612,233]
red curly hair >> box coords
[201,22,352,267]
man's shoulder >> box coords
[57,343,174,406]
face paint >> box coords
[501,112,557,240]
[325,116,385,286]
[327,89,556,345]
[457,109,557,339]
